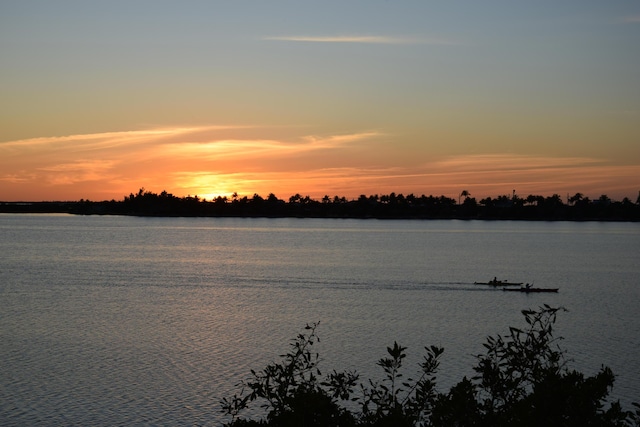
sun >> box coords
[198,192,236,201]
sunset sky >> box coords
[1,1,639,202]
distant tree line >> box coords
[2,188,639,221]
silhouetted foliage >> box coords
[2,188,639,220]
[220,307,639,426]
[220,322,359,427]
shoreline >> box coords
[1,200,638,222]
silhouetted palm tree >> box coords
[459,190,470,205]
[569,192,583,205]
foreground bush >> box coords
[220,306,640,426]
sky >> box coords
[1,1,639,202]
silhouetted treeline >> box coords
[2,188,640,221]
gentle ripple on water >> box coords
[1,215,639,425]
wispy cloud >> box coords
[434,154,603,172]
[1,127,638,201]
[160,131,383,162]
[164,153,640,201]
[262,35,460,45]
[422,154,640,199]
[1,128,186,148]
[622,15,640,23]
[0,126,235,151]
[38,160,118,185]
[302,132,382,145]
[0,126,384,200]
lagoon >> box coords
[1,215,639,425]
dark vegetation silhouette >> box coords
[220,306,640,426]
[1,188,639,220]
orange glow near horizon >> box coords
[1,125,638,203]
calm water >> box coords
[1,214,639,425]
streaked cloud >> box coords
[0,126,385,200]
[159,153,640,202]
[262,35,460,45]
[38,160,118,186]
[159,131,383,165]
[0,126,237,150]
[622,15,640,23]
[1,127,638,202]
[423,154,640,199]
[434,154,602,173]
[302,132,382,145]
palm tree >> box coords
[459,190,470,205]
[569,192,583,205]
